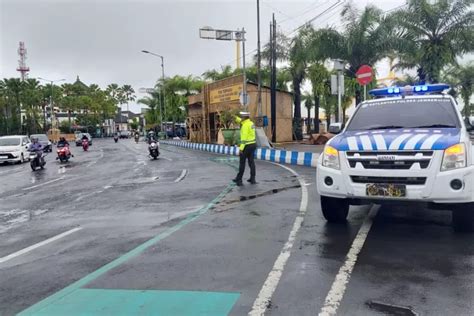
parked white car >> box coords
[0,135,31,164]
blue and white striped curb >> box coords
[162,140,319,167]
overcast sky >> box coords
[1,0,405,112]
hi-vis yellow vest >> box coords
[235,117,256,151]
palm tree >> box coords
[307,63,330,133]
[391,0,474,83]
[138,90,161,127]
[3,78,24,133]
[202,65,234,81]
[446,63,474,118]
[288,27,313,140]
[302,93,314,134]
[120,85,135,112]
[314,3,394,105]
[21,79,42,134]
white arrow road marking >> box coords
[174,169,188,183]
[249,162,308,316]
[318,207,379,316]
[0,227,82,264]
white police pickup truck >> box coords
[317,84,474,232]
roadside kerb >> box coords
[161,140,319,167]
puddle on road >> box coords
[0,209,50,233]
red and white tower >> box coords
[16,41,30,81]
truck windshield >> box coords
[346,98,460,131]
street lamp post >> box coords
[141,50,165,134]
[38,77,65,131]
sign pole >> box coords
[364,85,367,101]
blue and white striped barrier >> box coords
[162,140,319,167]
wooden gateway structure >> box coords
[187,75,293,144]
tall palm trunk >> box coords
[293,78,303,140]
[314,95,320,133]
[307,106,311,135]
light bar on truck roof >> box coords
[369,83,450,97]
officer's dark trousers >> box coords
[236,143,257,182]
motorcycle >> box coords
[149,141,160,160]
[29,150,46,171]
[114,135,119,143]
[82,139,89,151]
[134,134,140,144]
[56,145,72,163]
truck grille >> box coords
[346,151,433,170]
[351,176,427,185]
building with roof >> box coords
[187,74,293,144]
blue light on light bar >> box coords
[369,86,402,97]
[369,84,450,97]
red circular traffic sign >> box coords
[356,65,373,86]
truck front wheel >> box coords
[321,196,349,223]
[452,204,474,232]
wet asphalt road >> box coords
[0,139,472,316]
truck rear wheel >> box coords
[452,204,474,232]
[321,196,349,222]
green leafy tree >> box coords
[391,0,474,83]
[288,26,313,140]
[307,63,330,133]
[120,85,135,112]
[446,63,474,118]
[302,93,314,134]
[314,3,394,105]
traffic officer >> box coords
[233,111,257,186]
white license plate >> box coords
[0,155,7,159]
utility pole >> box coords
[257,0,262,117]
[270,14,277,143]
[241,28,248,110]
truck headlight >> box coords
[322,145,340,170]
[441,143,466,171]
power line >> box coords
[289,0,345,36]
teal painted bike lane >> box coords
[18,183,240,316]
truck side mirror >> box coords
[328,123,343,134]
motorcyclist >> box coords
[147,131,157,144]
[28,137,44,163]
[134,130,140,143]
[29,137,43,153]
[57,137,69,148]
[81,134,89,143]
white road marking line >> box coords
[318,207,379,316]
[174,169,188,183]
[0,227,82,264]
[248,162,308,316]
[161,156,172,161]
[22,176,65,191]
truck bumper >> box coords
[317,163,474,205]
